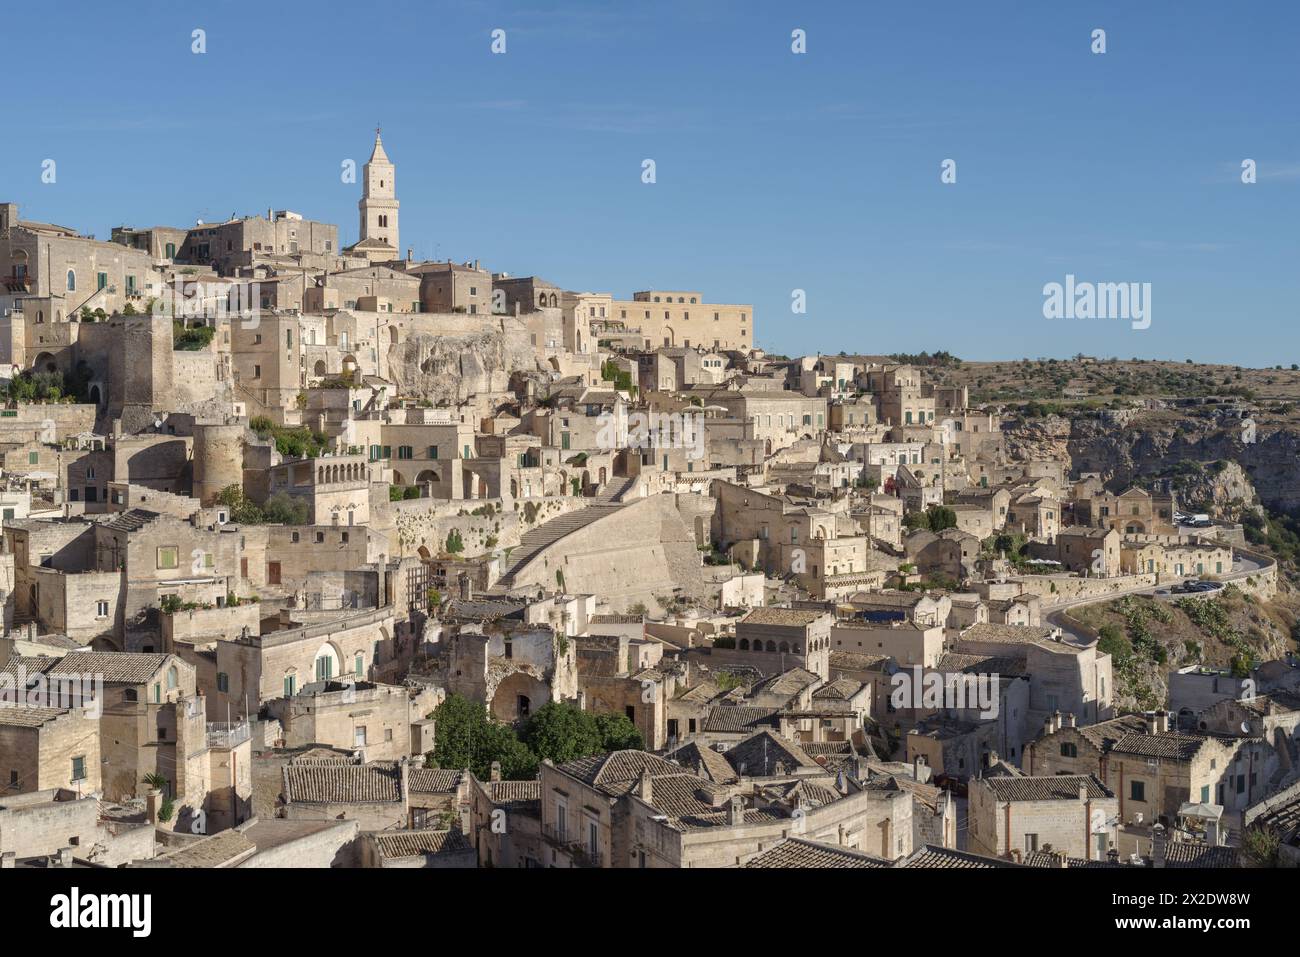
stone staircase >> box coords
[498,502,627,586]
[592,476,638,504]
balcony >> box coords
[207,721,251,749]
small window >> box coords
[1130,781,1146,802]
[71,756,86,782]
[217,672,229,693]
[157,546,179,569]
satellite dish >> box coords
[1240,721,1252,735]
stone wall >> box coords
[378,494,586,561]
[509,495,709,613]
[1012,572,1157,604]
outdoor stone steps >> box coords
[498,502,626,584]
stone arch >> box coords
[392,470,407,486]
[765,640,777,652]
[739,638,750,650]
[32,351,56,373]
[313,360,327,377]
[778,641,790,653]
[88,384,102,407]
[312,641,342,681]
[388,325,400,346]
[490,671,550,723]
[416,469,438,486]
[417,545,431,561]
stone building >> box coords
[967,772,1118,862]
[280,759,410,832]
[0,705,101,796]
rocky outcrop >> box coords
[386,320,546,404]
[1003,410,1300,513]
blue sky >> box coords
[5,1,1298,365]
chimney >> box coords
[58,847,74,868]
[1158,710,1171,733]
[1042,715,1054,738]
[773,760,787,777]
[406,247,413,262]
[490,760,501,783]
[1052,710,1063,732]
[913,754,929,783]
[727,795,744,826]
[1064,713,1077,729]
[1151,825,1167,868]
[1078,782,1089,803]
[1145,712,1159,735]
[637,770,653,803]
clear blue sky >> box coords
[5,1,1297,365]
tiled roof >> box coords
[555,750,683,795]
[752,667,821,697]
[23,651,172,685]
[642,774,727,819]
[407,768,462,793]
[703,705,779,734]
[744,838,890,869]
[982,774,1111,803]
[1076,714,1150,750]
[724,730,820,777]
[935,652,1029,676]
[372,829,472,859]
[282,763,403,805]
[103,508,160,532]
[0,706,69,728]
[1111,732,1212,761]
[897,845,1022,868]
[664,741,739,784]
[486,780,541,816]
[828,651,888,672]
[1164,843,1240,868]
[812,678,865,700]
[739,607,825,627]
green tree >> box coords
[926,505,957,531]
[594,711,645,751]
[430,694,537,780]
[445,529,464,554]
[215,484,264,524]
[521,701,603,764]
